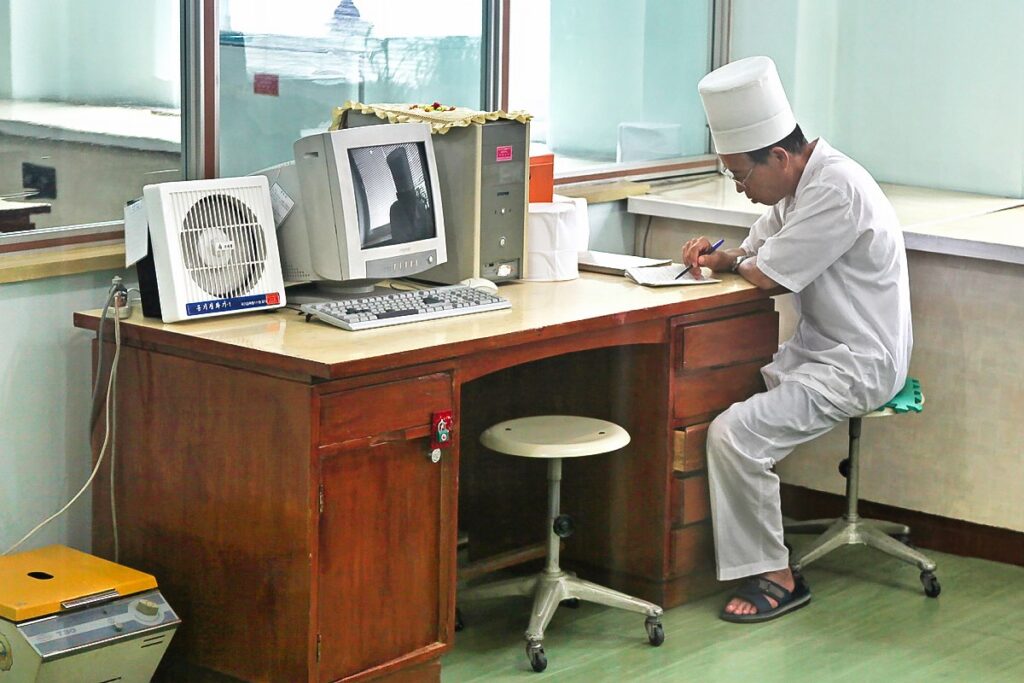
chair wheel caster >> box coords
[454,607,464,632]
[921,571,941,598]
[645,617,665,646]
[893,533,912,546]
[560,598,580,608]
[526,641,547,672]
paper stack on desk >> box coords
[624,263,719,287]
[577,250,670,276]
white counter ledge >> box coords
[0,99,179,153]
[629,176,1024,265]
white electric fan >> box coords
[141,176,286,322]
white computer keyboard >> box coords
[300,284,511,331]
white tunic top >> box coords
[741,139,912,415]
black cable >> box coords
[641,215,653,257]
[89,285,118,432]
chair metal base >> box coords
[461,568,663,642]
[789,515,937,574]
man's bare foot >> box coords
[724,567,795,616]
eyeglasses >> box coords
[722,164,757,189]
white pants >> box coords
[706,381,848,581]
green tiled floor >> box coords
[443,542,1024,682]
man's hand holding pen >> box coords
[681,237,733,280]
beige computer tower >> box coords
[342,110,528,284]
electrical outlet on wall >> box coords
[22,162,57,199]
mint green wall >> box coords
[7,0,180,107]
[0,270,118,554]
[829,1,1024,197]
[731,0,1024,197]
[548,0,711,160]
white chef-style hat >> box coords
[698,56,796,155]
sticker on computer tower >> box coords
[496,145,513,162]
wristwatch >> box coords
[731,253,752,272]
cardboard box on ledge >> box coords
[529,154,554,203]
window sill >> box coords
[0,242,124,284]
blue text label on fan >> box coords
[186,293,279,316]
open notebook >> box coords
[624,263,720,287]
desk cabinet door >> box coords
[317,375,454,683]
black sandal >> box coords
[719,575,811,623]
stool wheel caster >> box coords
[560,598,580,608]
[645,617,665,646]
[921,571,941,598]
[893,533,912,546]
[838,458,850,478]
[454,607,464,632]
[526,641,547,672]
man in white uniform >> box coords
[681,56,912,622]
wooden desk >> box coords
[74,273,778,683]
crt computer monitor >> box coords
[276,122,447,297]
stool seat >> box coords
[861,392,926,419]
[480,415,630,458]
[862,377,925,418]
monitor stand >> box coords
[285,279,393,304]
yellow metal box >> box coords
[0,546,179,683]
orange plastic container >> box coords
[529,154,554,203]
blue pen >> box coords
[676,238,725,279]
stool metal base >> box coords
[789,515,937,573]
[786,415,939,588]
[461,569,663,642]
[461,449,664,671]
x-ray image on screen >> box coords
[348,142,437,249]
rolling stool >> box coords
[785,378,940,597]
[465,415,664,673]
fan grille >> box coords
[174,191,268,299]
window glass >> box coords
[731,0,1024,197]
[0,0,181,236]
[508,0,713,176]
[218,0,484,177]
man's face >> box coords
[720,151,789,205]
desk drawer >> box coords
[318,373,452,447]
[673,361,765,421]
[673,424,708,473]
[677,310,778,371]
[669,474,710,528]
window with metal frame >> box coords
[0,0,183,253]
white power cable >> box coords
[3,282,124,556]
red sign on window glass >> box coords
[253,73,279,97]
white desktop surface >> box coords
[629,175,1024,264]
